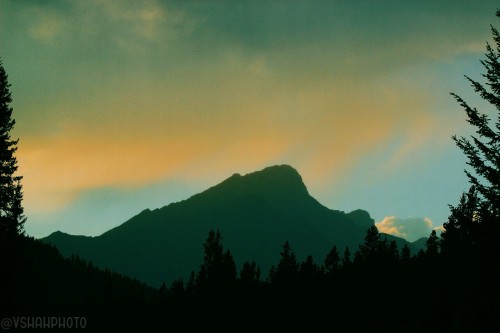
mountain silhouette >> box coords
[43,165,415,287]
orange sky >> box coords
[1,0,497,239]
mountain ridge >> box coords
[43,164,417,287]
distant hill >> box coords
[43,165,418,287]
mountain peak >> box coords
[42,163,382,287]
[212,164,308,198]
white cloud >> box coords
[376,216,437,242]
[433,225,445,237]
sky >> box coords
[0,0,498,241]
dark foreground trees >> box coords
[445,9,500,251]
[1,59,27,323]
[440,9,500,331]
[0,59,25,240]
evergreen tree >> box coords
[240,261,261,285]
[324,245,340,275]
[222,249,237,284]
[387,240,400,262]
[196,229,236,289]
[401,244,411,262]
[0,60,25,240]
[299,255,319,281]
[269,241,298,285]
[355,225,387,265]
[425,230,440,257]
[450,10,500,220]
[169,278,185,298]
[341,247,351,269]
[186,271,196,295]
[441,187,480,256]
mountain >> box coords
[43,164,409,287]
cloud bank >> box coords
[376,216,442,242]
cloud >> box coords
[28,7,67,41]
[3,1,494,237]
[15,49,438,217]
[376,216,437,242]
[22,0,196,54]
[433,225,445,237]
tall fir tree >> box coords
[0,60,25,240]
[450,10,500,219]
[341,247,351,269]
[425,230,440,257]
[354,225,387,265]
[440,12,500,330]
[324,245,340,275]
[441,187,480,256]
[444,10,500,262]
[196,229,236,290]
[269,241,298,285]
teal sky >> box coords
[1,0,498,240]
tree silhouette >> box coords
[441,187,480,257]
[0,59,25,240]
[444,12,500,276]
[269,241,298,285]
[196,229,236,290]
[400,244,411,262]
[425,230,440,257]
[355,225,387,265]
[387,240,399,263]
[450,10,500,222]
[299,255,320,282]
[240,261,261,286]
[324,245,340,275]
[341,247,351,269]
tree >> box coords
[299,255,320,281]
[387,240,400,263]
[269,241,298,285]
[341,247,351,269]
[425,230,440,257]
[401,244,411,262]
[240,261,261,286]
[324,245,340,275]
[444,12,500,269]
[0,59,25,240]
[196,229,236,290]
[441,187,481,257]
[450,11,500,219]
[355,225,387,265]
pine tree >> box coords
[196,229,236,290]
[355,225,387,265]
[299,255,319,281]
[269,241,298,285]
[441,187,481,257]
[387,240,400,262]
[240,261,261,285]
[341,247,351,270]
[0,60,25,240]
[425,230,440,257]
[401,244,411,262]
[450,10,500,219]
[324,245,340,275]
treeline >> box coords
[7,236,157,330]
[148,225,468,331]
[5,216,498,330]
